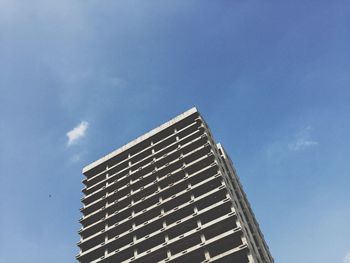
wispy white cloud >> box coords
[68,150,88,164]
[288,126,318,151]
[66,121,89,146]
[264,126,319,162]
[288,139,318,151]
[71,153,82,162]
[344,252,350,263]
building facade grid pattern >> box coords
[77,108,273,263]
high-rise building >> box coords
[77,108,273,263]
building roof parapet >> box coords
[83,107,198,174]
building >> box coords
[77,107,273,263]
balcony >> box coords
[77,180,231,261]
[80,136,212,218]
[82,118,203,188]
[81,123,205,202]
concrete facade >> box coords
[77,108,273,263]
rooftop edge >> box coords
[82,107,198,174]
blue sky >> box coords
[1,1,349,262]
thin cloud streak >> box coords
[71,154,81,163]
[288,139,318,151]
[288,126,318,152]
[66,121,89,146]
[264,126,319,162]
[344,252,350,263]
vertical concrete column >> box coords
[230,205,236,214]
[156,173,160,189]
[200,233,206,244]
[196,218,201,229]
[203,239,210,263]
[187,180,193,201]
[236,219,242,229]
[133,234,138,258]
[151,141,155,155]
[163,219,169,256]
[184,170,189,188]
[128,153,132,167]
[131,197,135,243]
[185,171,189,178]
[195,206,201,229]
[247,253,255,263]
[190,192,195,203]
[104,224,108,257]
[164,231,170,259]
[175,128,179,141]
[241,235,248,245]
